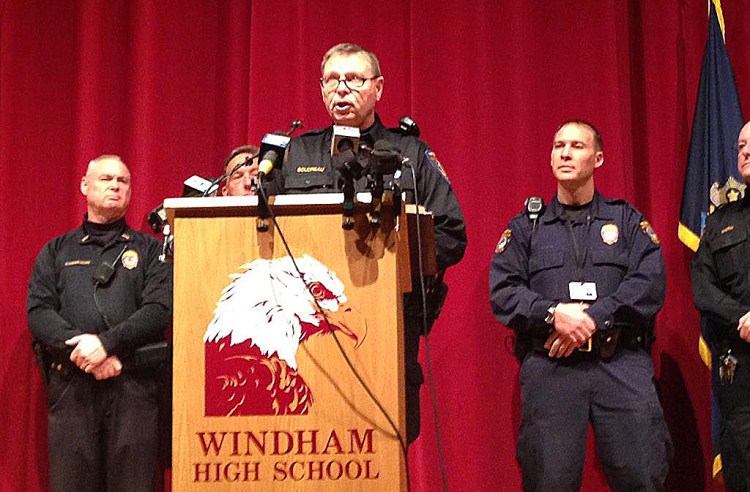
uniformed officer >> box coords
[691,120,750,492]
[27,155,172,492]
[277,43,467,443]
[489,120,672,491]
[222,144,260,196]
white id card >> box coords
[569,282,597,301]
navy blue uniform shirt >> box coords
[490,191,665,338]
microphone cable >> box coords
[202,151,261,197]
[256,175,412,491]
[406,162,450,492]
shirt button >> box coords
[604,320,612,328]
[304,179,311,185]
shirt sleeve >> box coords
[26,241,84,349]
[415,147,467,271]
[98,239,172,355]
[489,215,555,335]
[690,214,750,336]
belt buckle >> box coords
[578,338,593,352]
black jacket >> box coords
[277,115,467,271]
[27,219,172,356]
[691,193,750,345]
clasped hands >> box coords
[65,334,122,380]
[543,302,596,358]
[739,311,750,342]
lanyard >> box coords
[566,215,592,281]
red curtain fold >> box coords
[3,1,749,491]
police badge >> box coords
[122,250,139,270]
[600,224,619,245]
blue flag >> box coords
[679,0,745,480]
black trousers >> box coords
[716,352,750,492]
[45,371,160,492]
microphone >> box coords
[368,140,403,175]
[397,116,420,137]
[258,133,291,177]
[183,175,219,197]
[331,125,360,157]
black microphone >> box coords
[258,133,291,177]
[368,140,403,175]
[397,116,420,137]
[331,125,360,158]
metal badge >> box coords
[600,223,619,245]
[121,250,139,270]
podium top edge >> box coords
[163,194,429,214]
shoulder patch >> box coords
[495,229,512,253]
[425,149,451,184]
[640,221,660,245]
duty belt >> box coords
[531,325,652,359]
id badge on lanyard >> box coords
[569,281,597,301]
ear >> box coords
[594,151,604,169]
[221,184,228,196]
[374,76,384,101]
[80,175,88,197]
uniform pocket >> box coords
[711,227,748,281]
[284,172,333,193]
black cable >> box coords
[202,151,261,196]
[256,177,411,490]
[407,163,449,492]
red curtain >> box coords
[3,1,750,490]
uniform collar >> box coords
[543,191,615,223]
[81,216,132,245]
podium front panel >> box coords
[168,197,408,491]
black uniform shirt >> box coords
[490,191,665,337]
[27,218,172,355]
[277,114,467,271]
[691,192,750,343]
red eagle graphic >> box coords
[203,255,366,416]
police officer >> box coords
[691,120,750,492]
[489,120,671,491]
[222,144,260,196]
[277,43,467,443]
[27,155,172,492]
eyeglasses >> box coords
[319,74,379,91]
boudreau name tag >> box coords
[569,282,597,301]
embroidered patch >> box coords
[640,221,660,245]
[425,149,450,183]
[296,166,326,173]
[495,229,512,253]
[600,224,619,245]
[721,225,735,235]
[122,250,139,270]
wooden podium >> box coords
[164,193,434,491]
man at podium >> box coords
[276,42,467,443]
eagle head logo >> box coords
[203,255,366,416]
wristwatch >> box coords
[545,304,557,325]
